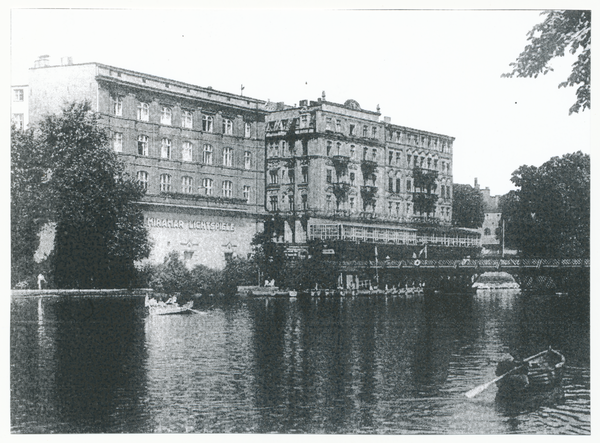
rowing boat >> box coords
[145,295,194,315]
[495,347,565,397]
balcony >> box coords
[333,182,351,202]
[332,154,350,174]
[361,185,378,203]
[412,192,438,215]
[413,167,438,191]
[361,159,378,178]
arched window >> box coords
[484,228,491,236]
[161,138,171,159]
[137,171,148,191]
[159,174,171,192]
[182,142,193,162]
[137,135,149,156]
[182,176,193,194]
[222,147,233,166]
[203,144,213,164]
[222,180,233,198]
[202,178,213,195]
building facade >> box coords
[26,56,269,269]
[20,56,479,268]
[264,95,479,256]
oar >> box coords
[464,349,548,398]
[189,308,206,315]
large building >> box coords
[263,95,479,257]
[25,56,269,269]
[17,56,480,268]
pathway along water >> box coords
[11,290,589,434]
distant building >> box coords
[474,178,503,255]
[11,85,29,130]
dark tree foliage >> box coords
[500,151,589,258]
[12,102,150,288]
[503,10,591,114]
[452,184,485,229]
[11,125,53,286]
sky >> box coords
[10,5,592,196]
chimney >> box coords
[61,56,73,66]
[474,177,479,189]
[34,55,50,68]
[384,116,391,123]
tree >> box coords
[503,10,591,114]
[11,125,53,287]
[500,151,589,257]
[452,184,485,229]
[11,102,150,288]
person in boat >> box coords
[496,353,530,392]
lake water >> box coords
[11,290,590,434]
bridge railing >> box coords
[337,258,589,269]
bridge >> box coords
[334,258,590,294]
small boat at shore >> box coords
[237,286,296,297]
[495,348,565,397]
[145,295,194,315]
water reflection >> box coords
[11,290,590,434]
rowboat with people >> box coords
[144,294,194,315]
[465,347,565,399]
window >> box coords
[160,106,172,125]
[336,119,342,132]
[161,138,171,159]
[441,185,445,199]
[244,151,252,169]
[327,141,332,156]
[336,142,341,156]
[112,95,123,116]
[113,132,123,152]
[363,125,368,137]
[349,197,355,210]
[396,152,401,165]
[182,176,193,194]
[182,110,193,129]
[244,122,251,138]
[182,142,193,162]
[137,102,149,121]
[372,127,377,138]
[388,202,393,215]
[281,141,287,153]
[363,147,368,160]
[350,172,355,186]
[371,149,377,161]
[202,115,213,132]
[13,88,24,102]
[302,166,308,183]
[202,178,213,195]
[396,178,401,193]
[350,145,355,159]
[389,177,394,192]
[326,195,332,210]
[160,174,172,192]
[269,170,279,184]
[349,124,355,136]
[222,147,233,166]
[300,114,308,128]
[222,118,233,135]
[289,195,295,211]
[12,114,24,130]
[203,144,213,164]
[406,180,412,192]
[302,194,308,210]
[269,195,278,211]
[243,185,251,203]
[388,151,393,165]
[137,171,148,190]
[407,154,411,165]
[289,169,295,183]
[184,251,194,261]
[396,131,401,142]
[396,202,401,216]
[326,169,332,184]
[434,159,438,170]
[137,135,149,156]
